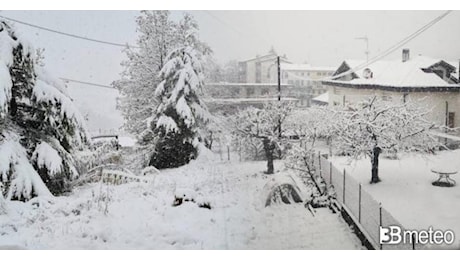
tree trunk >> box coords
[263,138,275,174]
[370,147,381,184]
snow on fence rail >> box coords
[72,164,154,186]
[314,152,426,250]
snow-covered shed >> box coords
[322,49,460,128]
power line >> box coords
[329,10,452,81]
[280,10,452,83]
[0,15,139,49]
[59,77,117,90]
[201,11,271,46]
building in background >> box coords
[238,47,290,84]
[322,49,460,128]
[281,63,335,106]
[237,48,335,106]
[205,82,298,114]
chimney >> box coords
[402,49,410,62]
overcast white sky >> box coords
[1,10,459,131]
[2,10,460,86]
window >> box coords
[255,62,261,83]
[261,88,269,96]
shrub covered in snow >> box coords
[0,21,88,200]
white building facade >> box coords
[323,49,460,128]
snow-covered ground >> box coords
[0,150,363,249]
[331,149,460,249]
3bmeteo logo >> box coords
[380,226,455,245]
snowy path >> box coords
[207,160,363,249]
[0,155,363,249]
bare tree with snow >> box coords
[231,102,293,174]
[330,96,439,183]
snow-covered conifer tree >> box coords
[0,21,88,200]
[148,46,210,168]
[114,11,176,140]
[114,12,211,150]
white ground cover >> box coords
[331,149,460,249]
[0,150,363,249]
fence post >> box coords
[318,151,322,178]
[379,202,383,250]
[343,169,346,204]
[358,183,362,223]
[329,161,332,184]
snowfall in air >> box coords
[1,10,460,250]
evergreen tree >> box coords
[149,46,210,168]
[0,21,88,200]
[114,11,211,168]
[114,11,176,141]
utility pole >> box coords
[355,36,369,63]
[277,56,281,138]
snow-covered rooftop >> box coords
[281,63,336,72]
[312,92,329,103]
[328,56,458,88]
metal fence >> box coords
[314,152,426,250]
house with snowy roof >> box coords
[238,47,290,84]
[237,48,335,106]
[322,49,460,128]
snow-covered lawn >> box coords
[331,149,460,249]
[0,152,363,249]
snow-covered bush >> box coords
[283,107,341,206]
[0,183,8,214]
[0,21,88,200]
